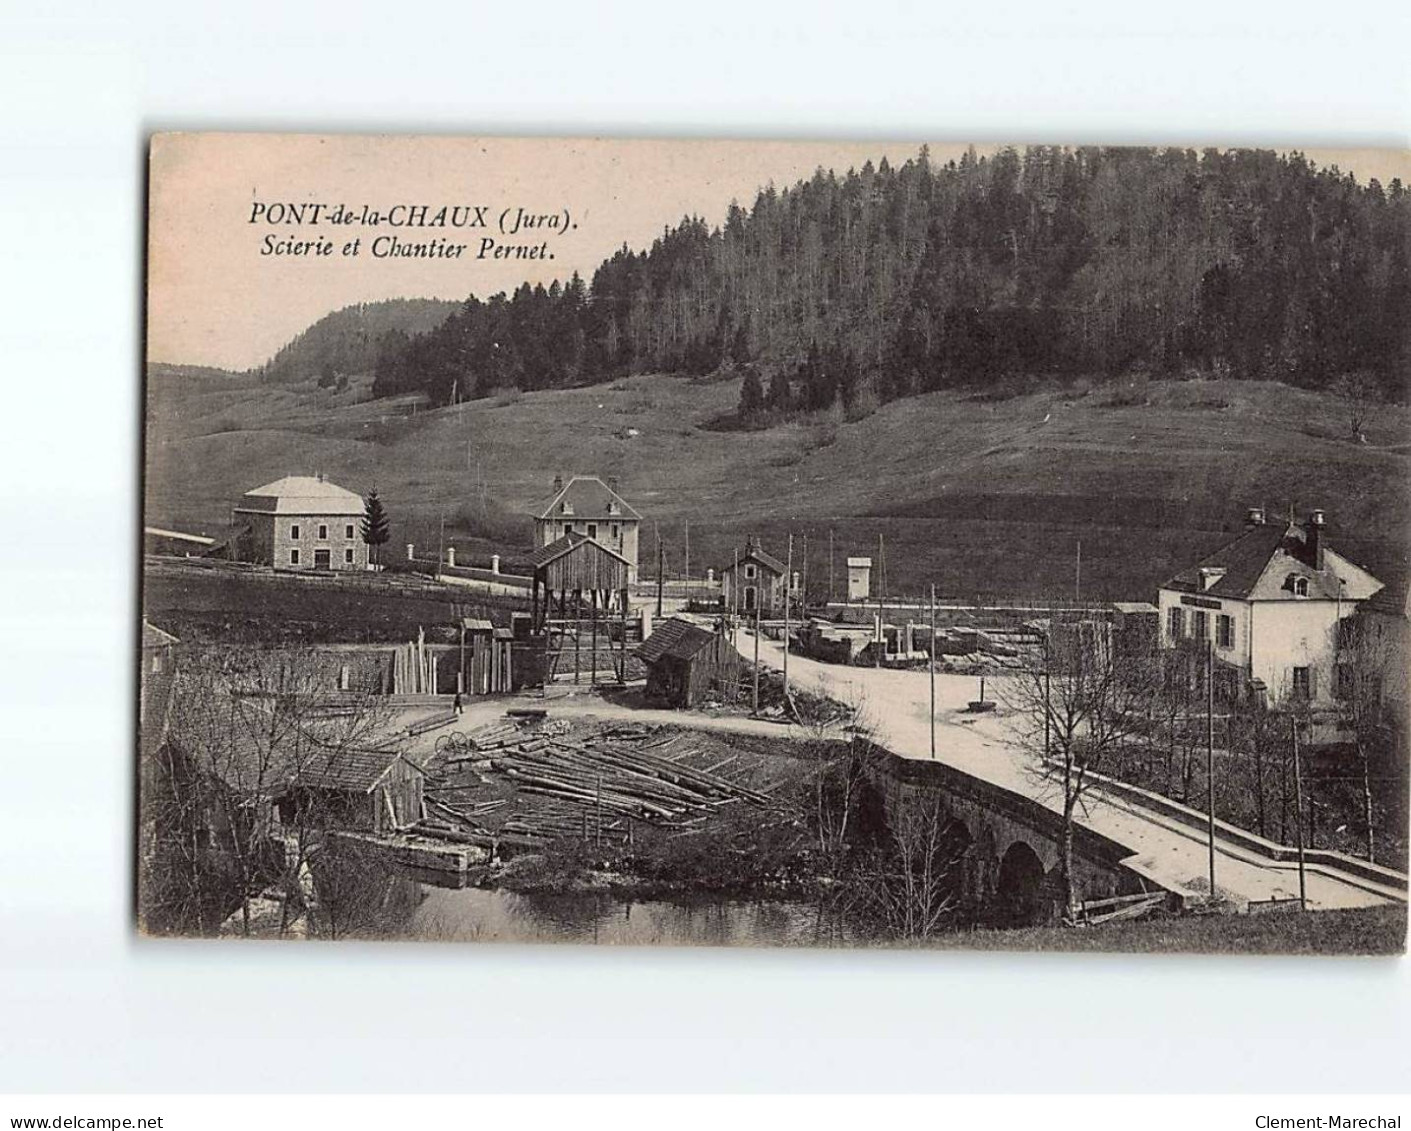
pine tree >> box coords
[738,366,765,420]
[360,489,390,567]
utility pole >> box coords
[1207,638,1216,901]
[656,539,664,619]
[929,583,937,760]
[828,528,835,604]
[801,535,809,616]
[783,533,793,704]
[684,519,690,600]
[752,600,761,715]
[1075,539,1082,604]
[1291,714,1308,909]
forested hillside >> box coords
[370,146,1411,414]
[255,298,459,384]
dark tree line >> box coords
[370,146,1411,411]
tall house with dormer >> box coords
[1157,507,1382,704]
[532,475,641,582]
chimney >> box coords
[607,475,620,493]
[1307,509,1326,570]
[1245,506,1265,528]
[553,474,564,494]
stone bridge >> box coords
[863,746,1170,925]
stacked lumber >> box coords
[393,627,438,695]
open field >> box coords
[144,370,1411,601]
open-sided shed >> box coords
[280,747,426,834]
[530,532,634,685]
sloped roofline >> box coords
[533,475,642,521]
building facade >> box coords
[1156,508,1382,705]
[720,536,791,614]
[846,557,872,601]
[232,475,368,572]
[533,475,641,582]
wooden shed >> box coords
[637,618,742,708]
[281,747,426,835]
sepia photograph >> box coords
[139,132,1411,954]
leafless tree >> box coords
[142,647,392,937]
[1331,371,1382,443]
[849,792,964,941]
[1335,616,1398,863]
[1000,617,1161,916]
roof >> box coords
[724,544,786,576]
[236,476,364,516]
[1160,522,1382,602]
[847,557,873,568]
[637,617,719,664]
[528,530,632,571]
[461,618,495,632]
[144,526,216,546]
[297,746,421,793]
[1111,601,1159,615]
[143,620,180,649]
[533,476,641,522]
[1362,569,1411,618]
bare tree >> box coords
[142,647,392,937]
[1335,615,1397,863]
[1331,371,1382,443]
[849,792,964,941]
[1001,617,1160,916]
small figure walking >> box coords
[453,692,464,716]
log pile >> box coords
[419,718,783,848]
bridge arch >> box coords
[994,840,1048,926]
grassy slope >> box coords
[932,904,1407,956]
[143,371,1411,601]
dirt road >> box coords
[732,629,1402,911]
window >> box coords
[344,548,354,564]
[290,548,300,565]
[1193,610,1208,641]
[745,564,756,580]
[345,524,354,539]
[151,653,164,674]
[1294,577,1309,597]
[564,523,574,535]
[318,524,328,540]
[1291,666,1312,699]
[587,523,598,539]
[1216,614,1234,649]
[611,524,620,539]
[1167,607,1183,639]
[290,524,300,540]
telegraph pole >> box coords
[1291,714,1308,908]
[828,528,835,604]
[1075,539,1082,603]
[783,533,793,704]
[656,539,664,619]
[1207,638,1216,901]
[752,600,761,716]
[929,583,937,760]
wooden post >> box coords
[829,528,835,604]
[1291,714,1307,908]
[656,538,664,619]
[929,583,936,761]
[619,587,628,684]
[590,587,599,685]
[573,588,581,684]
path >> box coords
[733,629,1403,911]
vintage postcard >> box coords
[140,133,1410,951]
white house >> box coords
[532,475,641,582]
[232,475,368,572]
[1157,507,1383,705]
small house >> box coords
[720,536,791,615]
[637,617,742,708]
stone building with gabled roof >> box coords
[720,535,791,615]
[1157,507,1383,705]
[532,474,641,582]
[232,474,368,572]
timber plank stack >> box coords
[417,718,786,849]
